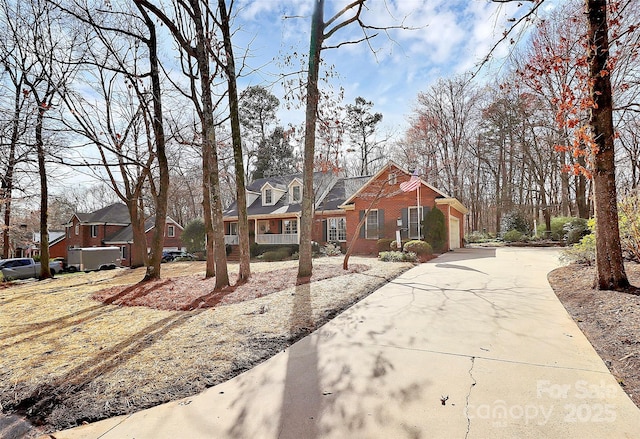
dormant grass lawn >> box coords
[0,257,412,434]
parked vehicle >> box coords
[0,258,64,280]
[168,251,196,261]
[161,251,174,263]
[67,247,121,272]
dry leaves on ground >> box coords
[91,264,369,311]
[0,257,412,436]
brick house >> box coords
[104,216,184,266]
[222,172,369,251]
[341,162,468,255]
[62,203,184,266]
[222,161,467,255]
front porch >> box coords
[224,217,300,246]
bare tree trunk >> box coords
[576,155,590,218]
[586,0,629,290]
[136,3,168,282]
[202,128,216,278]
[128,198,148,268]
[218,0,250,282]
[2,79,21,259]
[188,0,229,288]
[298,0,324,279]
[36,106,51,279]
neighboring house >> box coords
[35,231,66,259]
[222,161,468,255]
[61,203,184,266]
[104,216,184,266]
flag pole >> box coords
[417,181,421,239]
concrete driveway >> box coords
[53,247,640,438]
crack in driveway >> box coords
[465,356,476,439]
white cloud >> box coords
[232,0,545,132]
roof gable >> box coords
[68,203,131,225]
[341,161,449,206]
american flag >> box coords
[400,169,421,192]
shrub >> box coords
[563,218,590,244]
[537,216,588,241]
[377,238,394,252]
[251,243,299,258]
[500,211,530,237]
[502,229,524,242]
[379,251,417,262]
[561,234,595,265]
[261,249,290,262]
[182,218,206,252]
[560,218,595,265]
[403,240,433,257]
[322,242,342,256]
[619,191,640,262]
[423,207,446,252]
[466,231,485,243]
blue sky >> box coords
[230,0,551,133]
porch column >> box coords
[297,215,301,244]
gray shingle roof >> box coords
[224,172,369,218]
[104,217,155,243]
[77,203,131,224]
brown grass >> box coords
[0,257,412,434]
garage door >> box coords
[449,217,460,249]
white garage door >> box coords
[449,217,460,250]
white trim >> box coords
[327,217,347,242]
[289,183,302,204]
[365,209,380,240]
[435,198,469,215]
[408,206,424,239]
[340,161,450,209]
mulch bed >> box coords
[92,264,370,311]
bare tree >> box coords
[12,0,80,278]
[0,2,32,258]
[216,0,250,282]
[135,0,230,288]
[298,0,408,278]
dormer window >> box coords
[261,182,284,206]
[291,185,301,203]
[264,188,273,205]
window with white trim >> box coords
[168,225,175,237]
[90,225,98,238]
[388,173,397,185]
[75,223,79,235]
[264,188,272,205]
[408,206,424,239]
[229,222,238,235]
[365,210,379,239]
[328,217,346,242]
[291,185,301,203]
[283,219,297,234]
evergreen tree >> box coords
[253,126,296,179]
[423,206,446,252]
